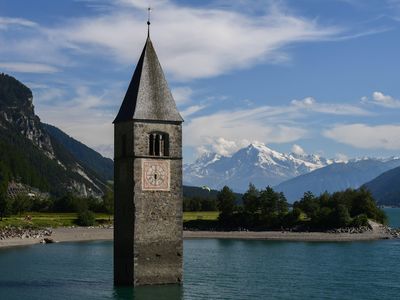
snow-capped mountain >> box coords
[183,142,332,192]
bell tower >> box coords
[113,20,184,286]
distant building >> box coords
[113,22,184,286]
[7,181,49,199]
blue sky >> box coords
[1,0,400,162]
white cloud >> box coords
[291,144,306,155]
[197,137,251,157]
[0,62,59,74]
[33,87,66,103]
[291,97,370,115]
[210,137,240,156]
[35,86,115,150]
[171,86,193,105]
[0,17,38,29]
[291,97,315,107]
[180,105,206,118]
[195,145,210,157]
[324,124,400,150]
[184,106,308,152]
[361,91,400,108]
[3,0,341,81]
[335,153,349,162]
[184,95,373,153]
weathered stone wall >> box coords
[114,120,183,286]
[114,122,135,285]
[133,121,183,285]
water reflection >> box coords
[113,284,183,300]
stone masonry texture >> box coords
[114,120,183,286]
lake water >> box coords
[0,208,399,300]
[384,207,400,228]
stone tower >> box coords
[113,30,184,286]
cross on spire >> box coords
[147,7,152,37]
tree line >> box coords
[0,183,114,223]
[183,197,217,212]
[1,178,386,230]
[214,184,386,230]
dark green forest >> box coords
[185,184,386,231]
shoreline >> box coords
[183,230,391,242]
[0,224,395,249]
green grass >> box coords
[0,212,113,229]
[183,211,219,221]
[0,211,219,228]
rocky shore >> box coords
[328,224,400,239]
[0,226,52,240]
[0,222,398,249]
[388,227,400,238]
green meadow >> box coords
[0,211,219,229]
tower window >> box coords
[149,132,169,156]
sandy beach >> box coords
[0,227,114,249]
[0,221,394,249]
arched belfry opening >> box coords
[149,132,169,156]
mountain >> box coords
[43,124,113,182]
[184,142,331,192]
[0,73,111,197]
[363,166,400,206]
[275,158,400,202]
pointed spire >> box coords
[113,17,183,124]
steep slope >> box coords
[0,73,109,197]
[43,124,113,182]
[275,158,400,202]
[363,166,400,206]
[184,142,331,192]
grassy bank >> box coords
[0,212,112,228]
[0,211,219,228]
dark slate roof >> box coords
[113,37,183,123]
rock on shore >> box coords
[0,226,52,240]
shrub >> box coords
[351,214,369,227]
[76,210,96,226]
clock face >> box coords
[142,159,170,191]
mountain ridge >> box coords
[0,73,111,197]
[275,158,400,202]
[363,166,400,206]
[184,142,332,192]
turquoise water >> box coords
[384,207,400,228]
[0,209,399,300]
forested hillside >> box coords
[0,73,110,198]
